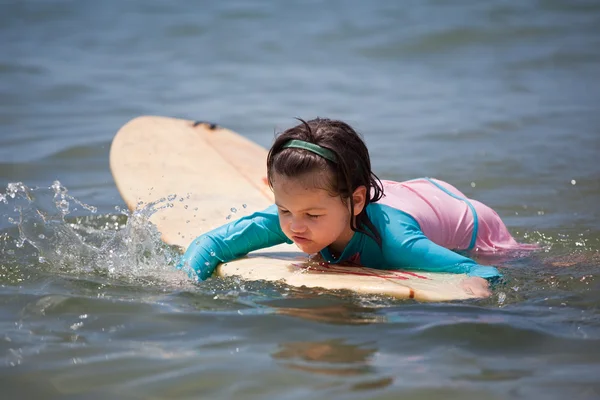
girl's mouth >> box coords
[292,235,311,244]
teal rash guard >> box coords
[178,203,501,281]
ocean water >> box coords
[1,0,599,398]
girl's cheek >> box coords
[279,215,291,229]
[307,218,321,230]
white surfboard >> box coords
[110,116,480,301]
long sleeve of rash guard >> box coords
[372,204,501,279]
[178,205,290,280]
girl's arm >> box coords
[377,207,501,280]
[178,205,290,280]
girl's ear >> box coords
[351,186,367,216]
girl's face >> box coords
[271,172,366,255]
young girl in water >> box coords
[179,118,533,296]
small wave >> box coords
[360,25,561,59]
[0,62,47,76]
[166,24,207,39]
[510,51,600,70]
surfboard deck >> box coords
[110,116,480,301]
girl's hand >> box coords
[460,276,492,298]
[176,236,220,281]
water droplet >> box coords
[167,194,177,201]
[184,205,188,209]
[38,234,45,239]
[497,292,506,304]
[210,251,216,257]
[470,182,476,188]
[57,199,70,214]
[226,215,231,220]
[242,204,247,208]
[571,179,576,185]
[231,207,237,213]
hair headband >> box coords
[281,140,337,163]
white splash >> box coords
[1,181,185,284]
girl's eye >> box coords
[307,214,321,219]
[279,209,290,215]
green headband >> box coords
[282,140,337,163]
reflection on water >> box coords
[274,304,384,325]
[263,291,388,325]
[272,338,397,391]
[273,339,376,376]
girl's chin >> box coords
[294,242,322,255]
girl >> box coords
[179,118,534,295]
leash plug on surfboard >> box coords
[192,120,219,130]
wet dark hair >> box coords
[267,117,384,247]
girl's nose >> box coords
[289,218,306,233]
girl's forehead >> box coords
[272,173,341,207]
[272,176,329,197]
[271,171,331,190]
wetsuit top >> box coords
[180,202,501,281]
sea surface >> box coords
[1,0,599,399]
